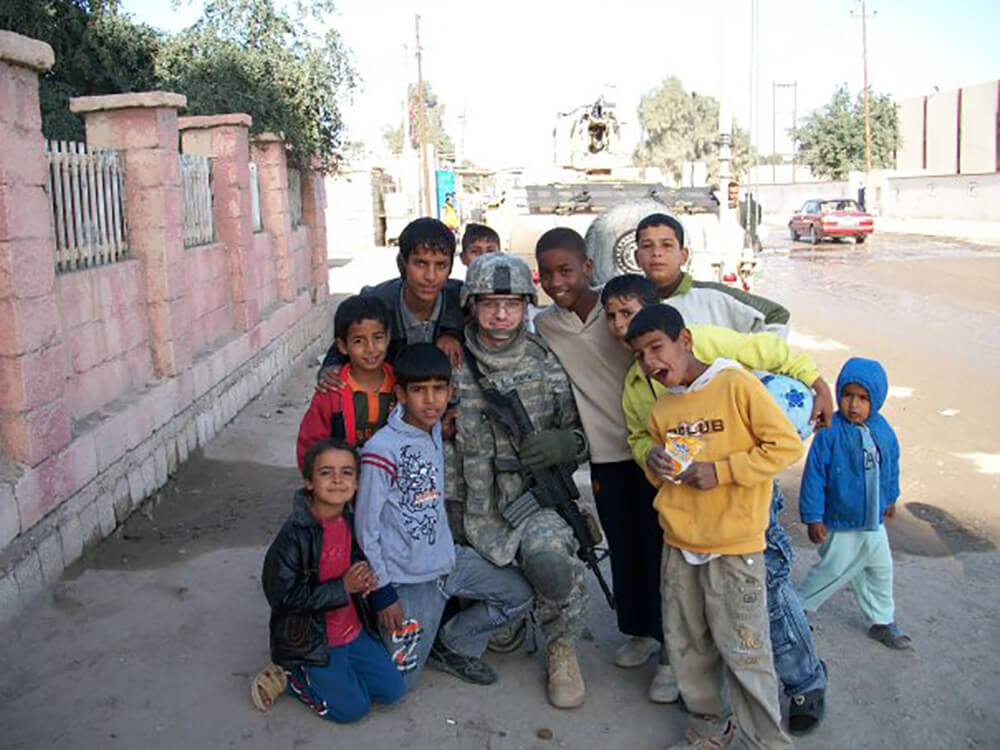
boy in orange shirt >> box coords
[297,296,395,470]
[627,303,800,750]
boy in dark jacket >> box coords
[320,217,465,374]
[252,438,405,720]
[797,357,912,649]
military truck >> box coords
[484,97,757,294]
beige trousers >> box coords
[662,545,792,749]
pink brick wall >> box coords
[289,225,313,297]
[55,261,153,421]
[254,232,278,313]
[182,241,234,355]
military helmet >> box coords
[460,252,537,307]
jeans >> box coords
[285,629,404,723]
[766,482,827,697]
[385,545,534,690]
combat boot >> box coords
[546,640,585,709]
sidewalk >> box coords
[1,283,998,748]
[874,217,1000,245]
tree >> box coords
[383,125,404,156]
[791,84,899,180]
[407,82,453,159]
[156,0,356,169]
[0,0,161,141]
[634,76,755,184]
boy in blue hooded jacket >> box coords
[797,357,912,649]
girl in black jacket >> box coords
[251,438,405,721]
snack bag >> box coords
[663,433,705,479]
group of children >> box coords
[254,214,910,749]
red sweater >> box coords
[297,363,395,472]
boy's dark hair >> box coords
[635,213,686,247]
[334,295,390,342]
[535,226,587,259]
[393,342,452,387]
[624,303,686,345]
[302,437,358,480]
[600,273,658,307]
[399,217,456,262]
[461,223,500,251]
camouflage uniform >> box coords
[448,254,590,646]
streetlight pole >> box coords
[415,14,432,216]
[861,0,872,175]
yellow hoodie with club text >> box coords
[646,360,803,555]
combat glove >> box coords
[519,429,579,470]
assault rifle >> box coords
[465,353,615,609]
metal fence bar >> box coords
[180,153,214,247]
[45,139,129,272]
[288,167,302,228]
[249,161,262,232]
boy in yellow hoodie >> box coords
[627,304,801,750]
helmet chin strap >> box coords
[476,321,524,350]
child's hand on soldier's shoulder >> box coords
[343,561,376,595]
[435,333,463,369]
[316,367,346,394]
[807,522,828,544]
[676,461,718,490]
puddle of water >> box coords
[787,331,849,351]
[888,386,915,399]
[955,452,1000,475]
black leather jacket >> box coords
[261,491,378,667]
[321,276,465,369]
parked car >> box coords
[788,199,875,244]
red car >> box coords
[788,199,874,244]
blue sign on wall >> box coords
[436,169,457,230]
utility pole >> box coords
[772,81,798,183]
[852,1,876,176]
[415,14,432,216]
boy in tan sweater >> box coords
[626,303,801,750]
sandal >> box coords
[251,664,287,711]
[868,623,912,650]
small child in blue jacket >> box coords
[797,357,912,649]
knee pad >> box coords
[521,550,574,602]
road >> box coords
[1,233,998,749]
[754,224,1000,556]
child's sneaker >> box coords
[667,718,736,750]
[614,635,660,668]
[648,662,680,703]
[868,622,912,650]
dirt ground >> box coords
[2,236,1000,749]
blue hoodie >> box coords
[799,357,900,530]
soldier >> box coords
[449,253,592,709]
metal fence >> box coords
[249,161,262,232]
[179,154,214,247]
[45,140,128,272]
[287,167,302,228]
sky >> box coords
[124,0,999,169]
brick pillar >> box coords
[300,162,329,303]
[179,114,260,331]
[0,32,72,479]
[69,91,190,378]
[250,133,294,302]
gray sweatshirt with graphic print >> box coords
[356,405,455,589]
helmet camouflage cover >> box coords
[460,252,537,307]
